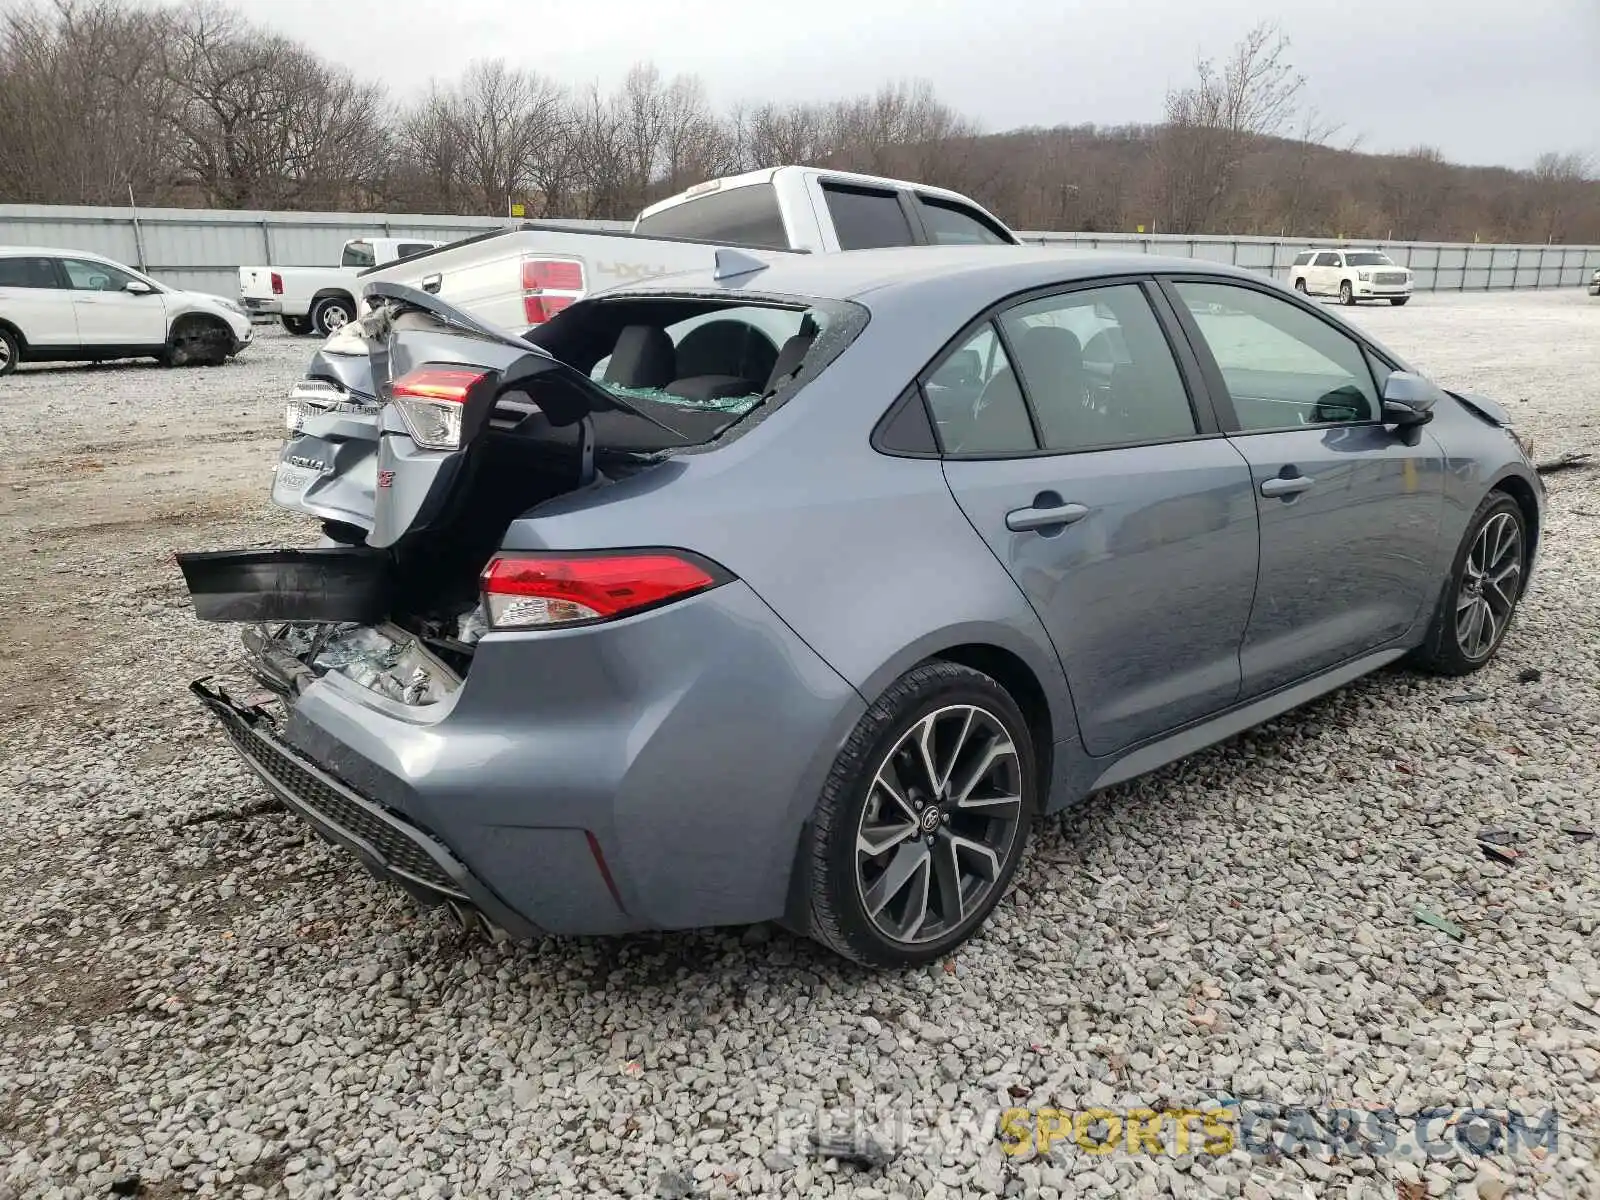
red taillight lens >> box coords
[389,366,487,450]
[270,272,283,295]
[523,294,576,324]
[520,258,584,326]
[522,260,584,292]
[481,553,722,629]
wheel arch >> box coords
[918,642,1055,803]
[310,287,356,311]
[0,316,28,350]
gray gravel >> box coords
[2,293,1599,1200]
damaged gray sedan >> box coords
[181,249,1543,966]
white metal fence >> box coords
[1016,231,1600,292]
[2,203,1597,297]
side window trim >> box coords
[914,194,1014,245]
[989,316,1046,450]
[909,274,1228,460]
[1155,274,1385,435]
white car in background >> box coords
[0,247,252,376]
[1589,267,1599,296]
[1288,248,1414,306]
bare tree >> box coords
[1530,151,1593,242]
[1154,22,1304,233]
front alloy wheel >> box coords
[1455,510,1522,662]
[1411,492,1528,676]
[802,662,1036,966]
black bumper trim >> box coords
[190,678,539,940]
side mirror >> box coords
[124,280,155,296]
[1381,371,1440,427]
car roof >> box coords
[614,244,1271,307]
[0,246,116,261]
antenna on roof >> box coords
[713,248,769,282]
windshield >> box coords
[1345,252,1395,267]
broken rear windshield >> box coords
[528,295,866,444]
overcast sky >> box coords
[173,0,1599,169]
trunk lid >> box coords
[284,282,685,551]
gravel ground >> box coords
[1,292,1598,1200]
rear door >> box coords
[1310,252,1341,295]
[0,255,78,347]
[936,279,1261,756]
[60,257,167,347]
[1164,278,1444,696]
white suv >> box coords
[1288,249,1413,306]
[0,247,253,377]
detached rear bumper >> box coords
[192,678,538,940]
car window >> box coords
[1345,252,1395,267]
[823,184,916,250]
[924,323,1037,455]
[1292,252,1315,267]
[1174,281,1378,429]
[916,196,1010,245]
[1314,252,1340,268]
[341,242,376,268]
[397,243,434,259]
[632,183,789,248]
[1000,284,1197,451]
[60,258,140,292]
[0,256,62,288]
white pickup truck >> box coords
[356,167,1018,331]
[239,237,443,336]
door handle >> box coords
[1006,502,1089,532]
[1260,475,1316,498]
[421,273,442,294]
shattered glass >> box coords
[256,622,459,706]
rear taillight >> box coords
[480,552,724,629]
[521,258,584,325]
[389,365,488,450]
[270,272,283,295]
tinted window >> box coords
[1000,285,1197,451]
[823,185,915,250]
[341,242,376,268]
[60,258,140,291]
[923,323,1036,455]
[917,196,1010,245]
[1345,252,1394,267]
[1314,252,1340,267]
[633,184,789,249]
[1175,281,1378,429]
[1292,252,1315,266]
[397,243,434,259]
[0,256,60,288]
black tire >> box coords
[162,317,230,368]
[1339,281,1355,306]
[1410,492,1528,676]
[803,661,1038,967]
[0,326,17,376]
[1390,297,1410,306]
[311,295,354,337]
[281,315,314,335]
[1294,278,1308,294]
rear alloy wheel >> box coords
[1339,281,1355,306]
[0,327,17,376]
[311,296,353,337]
[803,662,1036,966]
[1411,493,1527,675]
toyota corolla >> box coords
[180,247,1543,967]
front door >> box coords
[1310,251,1342,295]
[1167,279,1445,696]
[59,257,168,348]
[933,281,1261,756]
